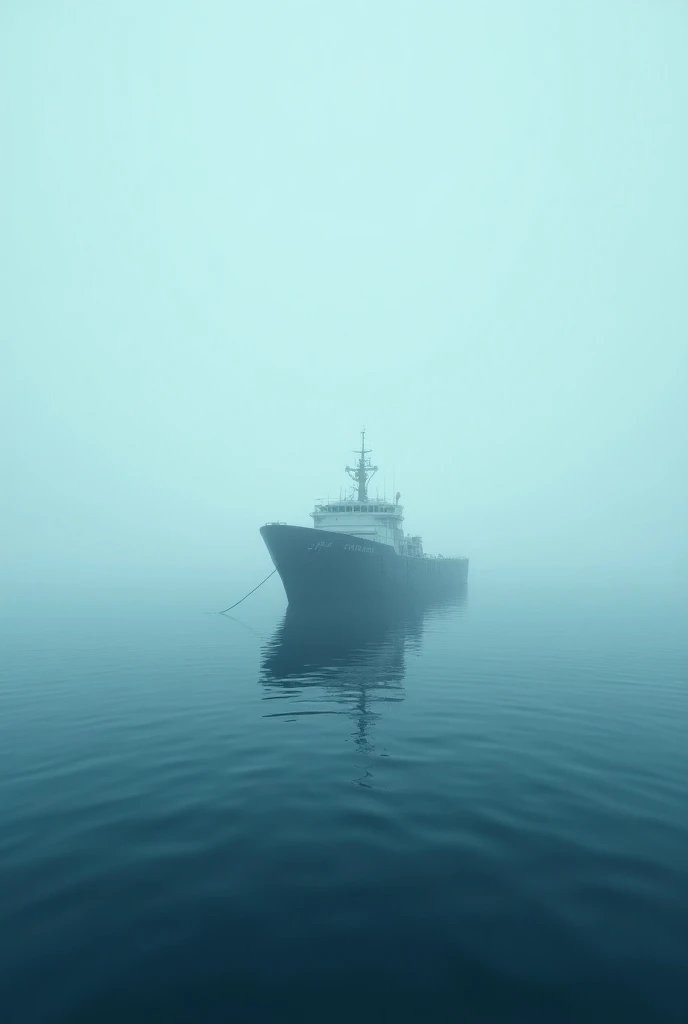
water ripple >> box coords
[1,588,687,1022]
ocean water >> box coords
[2,575,687,1023]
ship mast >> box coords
[345,430,378,501]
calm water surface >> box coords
[2,577,687,1023]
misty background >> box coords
[3,0,687,608]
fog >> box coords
[3,1,687,607]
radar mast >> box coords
[345,430,378,502]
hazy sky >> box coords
[3,0,687,598]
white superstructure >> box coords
[309,433,425,556]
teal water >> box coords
[1,577,687,1023]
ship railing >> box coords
[313,503,403,513]
[421,553,466,560]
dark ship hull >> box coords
[260,524,468,608]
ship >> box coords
[260,432,469,608]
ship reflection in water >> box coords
[260,588,467,784]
